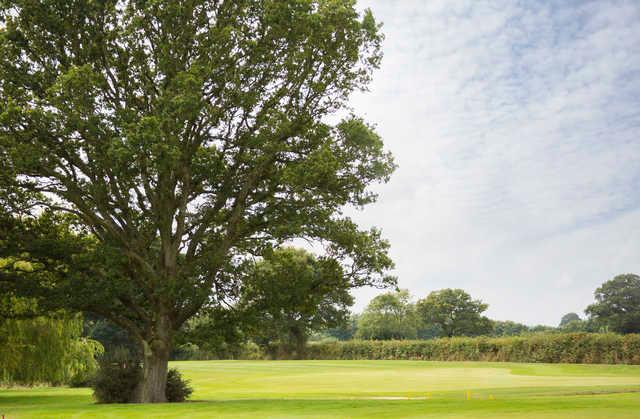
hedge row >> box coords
[305,333,640,364]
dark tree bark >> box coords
[135,313,173,403]
[138,344,170,403]
[292,327,307,360]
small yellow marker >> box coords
[466,391,471,400]
[489,394,495,400]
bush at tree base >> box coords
[92,348,193,403]
[92,348,142,403]
[165,368,193,402]
[304,333,640,364]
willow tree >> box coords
[0,0,395,402]
[0,307,102,386]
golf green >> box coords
[2,360,640,417]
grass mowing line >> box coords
[539,387,640,397]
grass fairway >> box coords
[2,360,640,418]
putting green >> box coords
[2,360,640,418]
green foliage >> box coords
[173,307,246,360]
[0,306,103,386]
[492,320,530,336]
[586,274,640,334]
[557,314,601,333]
[240,247,354,358]
[560,319,592,332]
[559,312,581,327]
[171,342,212,361]
[416,289,492,337]
[325,314,359,341]
[84,314,139,356]
[529,325,557,333]
[165,368,193,402]
[306,333,640,364]
[171,337,264,361]
[0,0,395,400]
[356,290,418,340]
[92,348,142,404]
[417,322,443,340]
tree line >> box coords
[322,272,640,343]
[175,266,640,359]
[166,258,640,359]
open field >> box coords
[2,360,640,418]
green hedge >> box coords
[305,333,640,364]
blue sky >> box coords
[346,0,640,325]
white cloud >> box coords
[347,0,640,325]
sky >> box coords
[345,0,640,325]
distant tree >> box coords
[239,247,354,358]
[356,290,418,340]
[326,314,359,341]
[492,320,530,337]
[416,322,442,340]
[559,313,581,327]
[416,289,492,338]
[173,306,246,360]
[586,274,640,334]
[560,319,594,332]
[557,312,600,333]
[529,325,557,333]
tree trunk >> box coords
[135,314,172,403]
[291,327,307,360]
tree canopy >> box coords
[416,289,492,338]
[0,0,395,402]
[239,247,354,358]
[586,274,640,334]
[356,290,418,340]
[559,312,581,327]
[491,320,529,337]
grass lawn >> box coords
[2,360,640,418]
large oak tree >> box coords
[0,0,395,402]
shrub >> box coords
[93,350,193,403]
[92,347,141,403]
[305,333,640,364]
[68,370,95,388]
[242,341,265,360]
[165,368,193,402]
